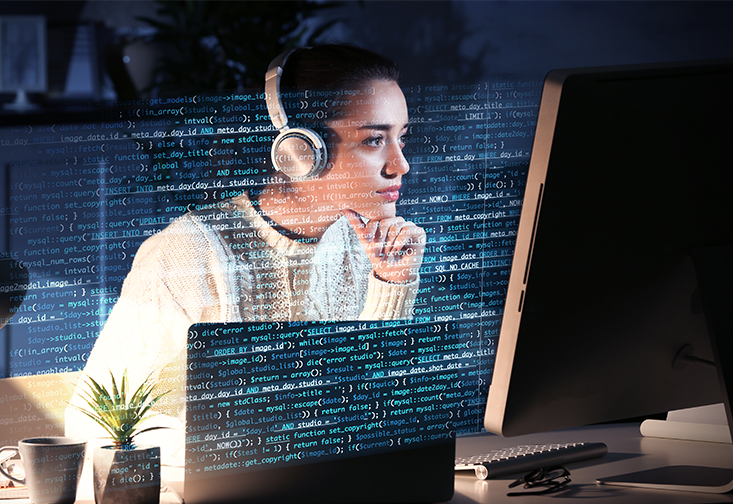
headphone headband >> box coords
[264,50,293,131]
[265,48,327,181]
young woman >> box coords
[66,45,425,464]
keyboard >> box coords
[455,441,608,479]
[0,486,29,500]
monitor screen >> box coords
[485,59,733,438]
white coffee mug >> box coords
[0,437,86,504]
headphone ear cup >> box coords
[271,127,327,180]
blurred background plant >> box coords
[133,0,341,97]
[1,1,732,104]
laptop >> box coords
[0,372,80,447]
[0,372,80,500]
[184,320,460,504]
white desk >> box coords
[3,423,732,503]
[98,423,733,504]
[451,423,733,504]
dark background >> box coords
[0,1,730,102]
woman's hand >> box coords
[343,210,426,284]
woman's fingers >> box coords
[343,210,426,283]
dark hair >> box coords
[280,44,401,95]
[277,44,402,133]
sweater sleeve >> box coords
[359,271,419,320]
[329,216,419,321]
[65,216,230,466]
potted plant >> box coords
[70,370,169,504]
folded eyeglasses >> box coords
[507,465,571,496]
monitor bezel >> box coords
[484,59,733,438]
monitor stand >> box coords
[641,404,731,444]
[597,244,733,494]
[2,90,39,111]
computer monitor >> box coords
[484,59,733,492]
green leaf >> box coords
[73,369,170,446]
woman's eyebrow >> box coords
[357,122,411,131]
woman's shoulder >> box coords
[140,194,252,248]
[129,205,240,278]
[135,213,211,255]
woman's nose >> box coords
[382,143,410,178]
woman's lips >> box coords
[377,185,401,202]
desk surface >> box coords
[3,423,732,503]
[451,423,733,504]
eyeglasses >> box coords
[507,465,571,496]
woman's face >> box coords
[318,79,410,221]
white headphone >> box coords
[265,49,327,180]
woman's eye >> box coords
[364,136,384,147]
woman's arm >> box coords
[340,211,423,320]
[65,216,235,465]
[64,247,194,465]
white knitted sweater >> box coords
[66,191,418,465]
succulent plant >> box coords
[70,369,169,449]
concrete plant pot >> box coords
[93,445,160,504]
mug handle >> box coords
[0,447,25,484]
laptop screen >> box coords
[185,320,467,479]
